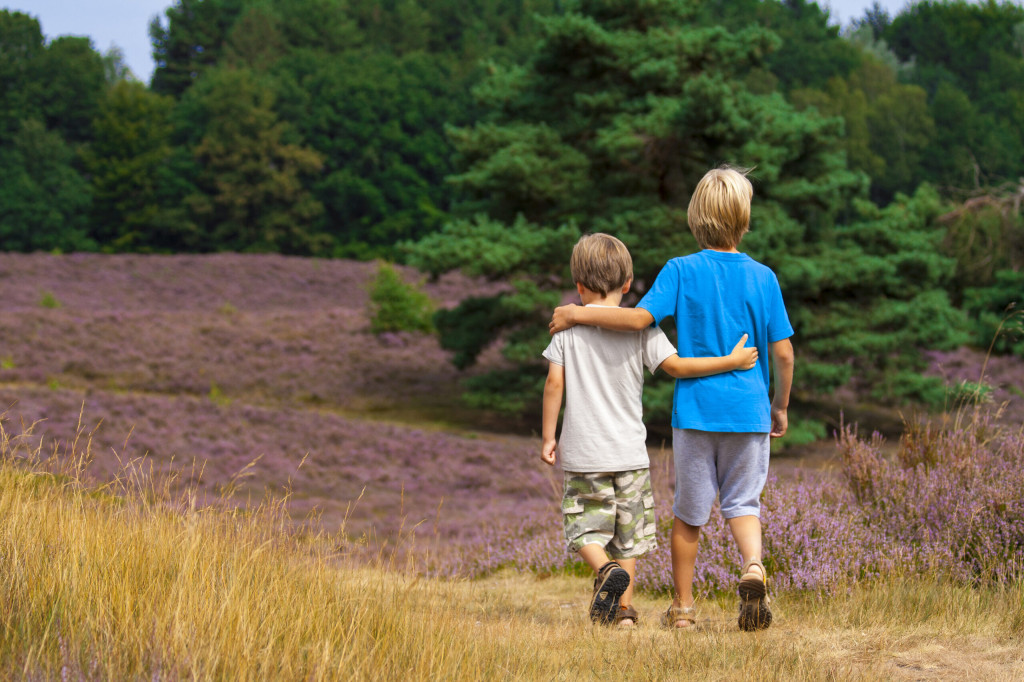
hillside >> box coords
[0,253,550,543]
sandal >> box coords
[590,561,630,625]
[660,604,697,629]
[613,604,638,628]
[737,558,772,631]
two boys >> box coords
[543,166,795,631]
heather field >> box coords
[0,253,542,540]
[1,253,1023,679]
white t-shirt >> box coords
[542,306,676,472]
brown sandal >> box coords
[660,604,697,629]
[613,604,638,627]
[737,558,772,631]
[590,561,630,625]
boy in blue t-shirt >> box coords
[549,166,795,632]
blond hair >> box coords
[687,166,753,249]
[570,233,633,296]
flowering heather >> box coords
[442,410,1024,596]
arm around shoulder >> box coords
[550,304,653,334]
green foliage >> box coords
[84,81,182,251]
[275,50,460,258]
[792,57,934,204]
[150,0,246,97]
[769,416,827,453]
[0,120,94,253]
[883,0,1024,188]
[408,0,967,416]
[963,275,1024,356]
[208,382,232,407]
[37,36,107,144]
[176,68,326,253]
[696,0,862,91]
[0,11,46,143]
[38,291,61,309]
[367,262,436,335]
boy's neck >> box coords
[580,291,623,307]
[706,245,741,254]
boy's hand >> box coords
[549,304,578,335]
[541,439,557,465]
[770,406,788,438]
[729,334,758,370]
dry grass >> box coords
[1,425,1022,680]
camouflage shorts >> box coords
[561,468,657,559]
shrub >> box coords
[366,262,435,335]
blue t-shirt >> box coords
[637,250,794,433]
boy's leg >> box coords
[716,432,772,631]
[615,557,638,626]
[727,515,763,573]
[667,429,716,628]
[577,542,611,572]
[670,517,700,610]
[563,473,629,624]
[606,468,657,627]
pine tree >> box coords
[407,0,965,414]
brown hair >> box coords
[570,233,633,296]
[687,166,753,249]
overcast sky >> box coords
[0,0,982,85]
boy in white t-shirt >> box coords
[541,233,758,627]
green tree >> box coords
[0,119,94,252]
[150,0,245,96]
[791,57,934,203]
[274,50,460,258]
[177,68,325,253]
[84,81,183,251]
[0,11,46,143]
[38,36,106,144]
[407,0,965,414]
[884,0,1024,187]
[697,0,862,91]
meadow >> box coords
[1,253,1022,679]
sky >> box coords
[0,0,962,85]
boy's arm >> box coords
[658,334,758,378]
[769,338,794,438]
[550,304,653,334]
[541,362,564,465]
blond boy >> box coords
[542,233,758,627]
[550,168,795,631]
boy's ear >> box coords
[576,282,586,298]
[622,278,632,294]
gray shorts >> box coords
[561,469,657,559]
[672,429,769,526]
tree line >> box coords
[2,0,1022,414]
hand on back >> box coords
[729,334,758,370]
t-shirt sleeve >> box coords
[766,272,795,343]
[542,331,564,366]
[636,260,679,327]
[642,326,677,373]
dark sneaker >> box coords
[590,561,630,625]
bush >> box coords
[367,262,435,334]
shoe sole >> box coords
[737,576,772,631]
[590,568,630,625]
